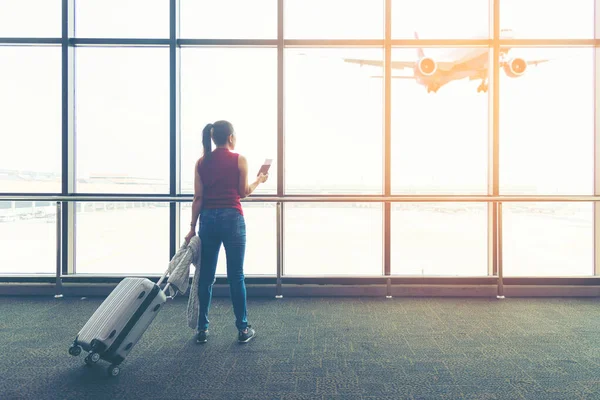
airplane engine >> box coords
[502,57,527,78]
[416,57,437,76]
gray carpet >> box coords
[0,296,599,399]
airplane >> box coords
[343,29,549,93]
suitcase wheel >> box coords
[68,345,82,357]
[84,352,101,365]
[107,365,120,377]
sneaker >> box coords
[238,326,256,343]
[195,330,208,344]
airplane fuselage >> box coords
[414,47,511,92]
[411,29,517,92]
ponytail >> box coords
[202,123,213,160]
[202,120,234,161]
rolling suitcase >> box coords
[68,275,173,377]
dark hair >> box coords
[202,120,234,161]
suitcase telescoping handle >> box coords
[156,272,174,300]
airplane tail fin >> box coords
[414,32,425,59]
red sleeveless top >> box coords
[197,148,243,215]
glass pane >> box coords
[391,203,488,276]
[180,48,277,195]
[285,0,384,39]
[75,0,169,38]
[0,201,56,274]
[180,202,277,276]
[75,202,169,274]
[392,0,488,39]
[390,48,488,194]
[501,0,593,39]
[500,48,593,195]
[75,48,169,193]
[0,0,61,37]
[180,0,276,39]
[503,203,593,276]
[285,49,383,194]
[284,203,383,276]
[0,47,61,193]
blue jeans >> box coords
[197,208,248,332]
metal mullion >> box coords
[284,39,383,47]
[390,39,490,48]
[595,0,600,276]
[499,39,596,47]
[169,0,181,259]
[276,0,284,298]
[0,38,61,44]
[497,202,504,298]
[70,38,170,46]
[386,40,597,49]
[8,194,600,202]
[5,275,600,285]
[492,0,503,298]
[178,39,278,47]
[62,0,75,275]
[54,202,63,298]
[384,0,392,297]
[487,0,496,277]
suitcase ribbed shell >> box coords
[76,278,164,358]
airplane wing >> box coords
[345,56,551,84]
[344,58,456,71]
[527,59,549,66]
[343,58,413,69]
[456,56,551,79]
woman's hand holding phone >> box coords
[256,158,271,184]
[257,173,268,184]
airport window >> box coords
[75,0,169,38]
[0,201,56,274]
[500,48,594,277]
[284,0,384,39]
[503,203,594,276]
[75,202,170,274]
[0,46,61,193]
[391,203,488,276]
[179,203,277,276]
[391,0,489,39]
[284,203,384,276]
[500,48,594,196]
[501,0,594,38]
[180,0,277,39]
[0,0,61,37]
[0,1,598,280]
[284,48,384,195]
[180,48,277,196]
[75,47,170,194]
[390,47,488,195]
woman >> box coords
[184,120,268,344]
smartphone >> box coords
[257,158,272,176]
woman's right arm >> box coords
[190,159,203,229]
[238,155,267,199]
[185,160,203,243]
